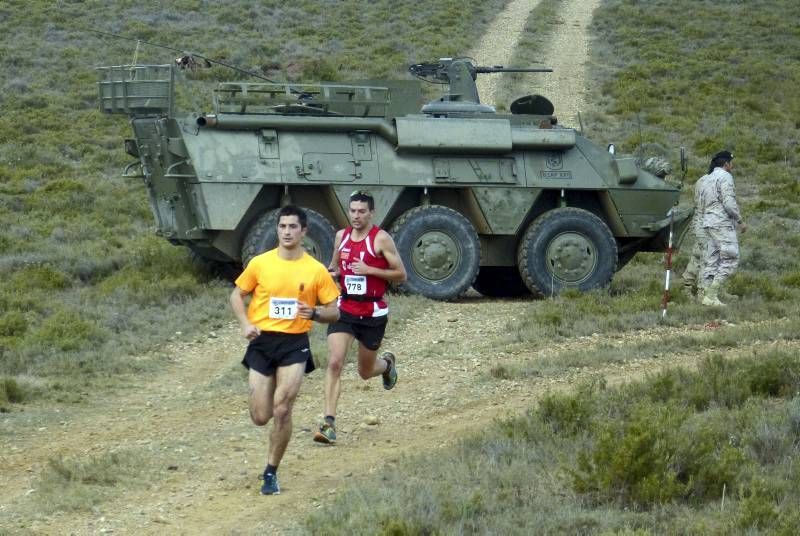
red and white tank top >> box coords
[337,225,389,317]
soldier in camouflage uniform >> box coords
[681,172,714,299]
[697,151,747,306]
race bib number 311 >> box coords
[269,297,298,319]
[344,274,367,295]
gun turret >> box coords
[408,57,552,104]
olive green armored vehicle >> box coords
[98,57,691,300]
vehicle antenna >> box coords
[87,28,279,83]
[679,146,687,189]
[636,112,644,162]
[131,39,141,67]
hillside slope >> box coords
[0,1,609,533]
[3,0,800,533]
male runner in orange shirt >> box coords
[230,205,340,495]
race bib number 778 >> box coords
[269,297,298,319]
[344,274,367,295]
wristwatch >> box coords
[310,308,319,321]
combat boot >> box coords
[701,281,725,307]
[682,278,697,301]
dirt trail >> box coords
[3,295,789,534]
[0,2,693,534]
[537,0,602,127]
[470,0,544,107]
[470,0,601,128]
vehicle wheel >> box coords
[389,205,480,300]
[241,207,336,267]
[472,266,530,297]
[517,207,618,295]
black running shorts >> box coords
[327,310,388,351]
[242,332,314,376]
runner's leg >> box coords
[267,362,306,468]
[324,332,354,417]
[356,344,387,380]
[248,368,275,426]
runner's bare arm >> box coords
[297,299,340,323]
[229,286,260,339]
[368,230,407,283]
[327,229,345,277]
[328,229,344,275]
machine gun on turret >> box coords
[408,57,552,105]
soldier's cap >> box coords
[712,150,734,162]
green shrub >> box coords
[739,353,799,399]
[780,271,800,288]
[569,351,800,507]
[299,57,342,82]
[674,409,749,501]
[736,478,782,531]
[0,377,25,405]
[537,382,601,435]
[97,266,200,306]
[10,265,71,291]
[28,310,105,352]
[41,178,87,194]
[572,400,691,505]
[641,353,800,412]
[0,311,27,337]
[725,272,788,300]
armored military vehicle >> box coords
[98,57,691,300]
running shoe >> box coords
[261,472,280,495]
[381,351,398,390]
[313,423,337,444]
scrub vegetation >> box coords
[305,351,800,534]
[0,0,508,402]
[3,0,800,533]
[302,0,800,533]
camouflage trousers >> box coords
[681,227,708,291]
[701,225,739,287]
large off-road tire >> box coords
[517,207,618,296]
[241,207,336,267]
[472,266,530,298]
[389,205,480,300]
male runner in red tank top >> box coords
[313,191,407,444]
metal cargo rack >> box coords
[97,64,173,115]
[213,82,391,117]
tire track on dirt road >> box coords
[538,0,602,127]
[470,0,544,107]
[471,0,602,128]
